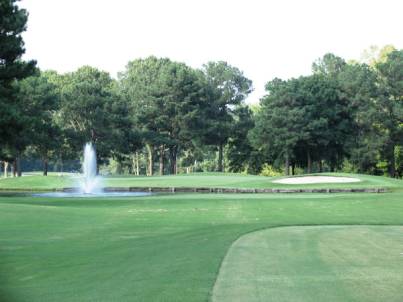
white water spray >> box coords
[81,143,101,194]
[33,142,151,197]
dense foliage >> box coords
[252,49,403,177]
[0,2,402,177]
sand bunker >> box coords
[273,176,361,184]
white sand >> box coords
[273,176,361,184]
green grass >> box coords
[0,172,402,191]
[0,174,75,190]
[1,190,403,301]
[213,225,403,302]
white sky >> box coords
[19,0,403,103]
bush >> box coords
[259,164,282,177]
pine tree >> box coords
[0,0,36,163]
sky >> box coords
[19,0,403,103]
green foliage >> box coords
[17,72,60,148]
[59,66,117,162]
[374,50,403,176]
[395,146,403,178]
[100,157,131,175]
[312,53,346,76]
[119,56,207,174]
[361,44,396,66]
[0,29,402,180]
[226,106,258,173]
[200,61,253,171]
[252,73,355,173]
[0,0,35,156]
[259,164,282,177]
[251,78,301,164]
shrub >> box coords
[259,164,282,177]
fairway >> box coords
[213,226,403,302]
[1,183,403,301]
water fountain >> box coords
[33,142,150,198]
[81,143,102,194]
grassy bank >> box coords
[0,172,402,191]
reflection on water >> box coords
[32,192,152,198]
[0,191,151,198]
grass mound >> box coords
[213,225,403,302]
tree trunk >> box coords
[387,144,396,178]
[116,161,122,175]
[217,143,224,172]
[159,145,165,176]
[307,149,312,174]
[12,159,16,177]
[291,162,295,176]
[319,160,323,173]
[146,144,153,176]
[136,152,140,176]
[43,156,48,176]
[60,154,64,176]
[17,152,22,177]
[169,146,177,175]
[4,161,8,178]
[132,152,140,176]
[284,152,290,176]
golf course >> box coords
[2,0,403,301]
[1,173,403,302]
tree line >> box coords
[1,0,402,178]
[252,50,403,177]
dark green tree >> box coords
[337,63,381,173]
[227,106,260,173]
[375,50,403,177]
[251,78,306,175]
[201,61,252,172]
[119,57,206,175]
[17,71,61,175]
[59,66,115,165]
[298,75,354,172]
[119,57,170,175]
[0,0,36,172]
[253,75,354,174]
[107,80,142,170]
[312,53,346,76]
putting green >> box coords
[0,172,402,191]
[213,226,403,302]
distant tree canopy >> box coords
[201,61,253,172]
[253,73,354,175]
[252,49,403,177]
[0,4,402,178]
[118,57,208,175]
[2,50,403,178]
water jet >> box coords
[33,142,150,198]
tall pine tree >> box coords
[0,0,36,174]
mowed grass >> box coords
[0,172,402,191]
[1,189,403,301]
[213,226,403,302]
